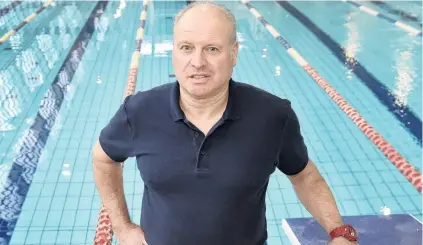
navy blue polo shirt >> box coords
[99,79,309,245]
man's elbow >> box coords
[288,160,323,186]
[92,140,116,167]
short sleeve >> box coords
[276,105,309,175]
[99,96,135,163]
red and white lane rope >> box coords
[93,1,150,245]
[240,0,422,193]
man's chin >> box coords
[189,77,211,85]
[185,86,213,99]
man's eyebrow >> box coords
[175,40,191,45]
[175,40,223,46]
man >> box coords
[92,2,358,245]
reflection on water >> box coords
[0,3,84,133]
[113,0,126,19]
[344,12,360,80]
[37,33,59,69]
[392,45,417,108]
[140,39,173,56]
[0,70,21,132]
[94,9,109,50]
[15,49,44,90]
[8,31,22,50]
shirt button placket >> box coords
[195,133,209,171]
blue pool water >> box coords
[0,1,421,244]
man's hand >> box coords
[329,237,358,245]
[116,222,148,245]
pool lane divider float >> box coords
[0,0,54,44]
[343,0,422,37]
[278,0,421,146]
[93,1,149,245]
[123,1,149,99]
[240,0,422,193]
[0,1,22,18]
[369,1,422,27]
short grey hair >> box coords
[173,1,237,44]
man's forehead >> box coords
[173,3,236,44]
[174,24,231,45]
[175,8,231,32]
[176,6,226,26]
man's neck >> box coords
[179,85,229,121]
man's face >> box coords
[172,5,239,99]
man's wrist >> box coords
[326,221,345,234]
[329,224,358,242]
[329,236,357,244]
[113,219,134,236]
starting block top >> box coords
[282,214,422,245]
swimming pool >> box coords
[0,0,421,244]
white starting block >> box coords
[282,214,422,245]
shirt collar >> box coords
[170,78,241,122]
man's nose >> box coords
[190,50,207,68]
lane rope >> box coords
[343,0,422,37]
[240,0,422,193]
[369,1,422,27]
[0,1,23,18]
[0,0,54,44]
[93,1,150,245]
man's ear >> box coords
[232,41,239,67]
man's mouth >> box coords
[189,74,209,79]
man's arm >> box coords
[92,140,132,236]
[287,160,344,234]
